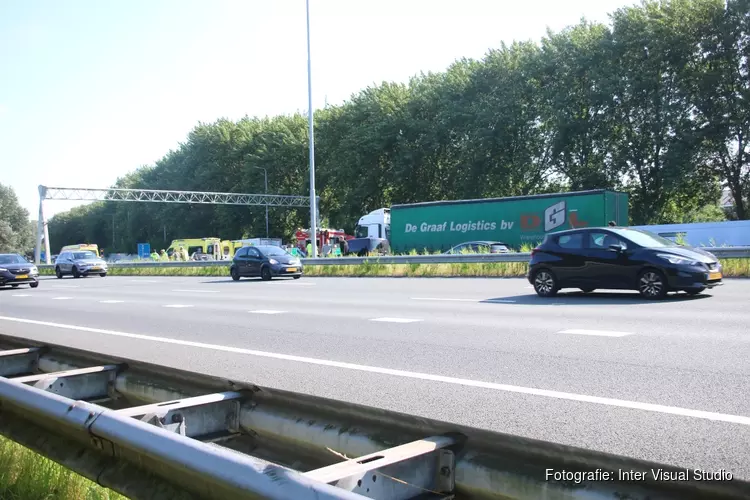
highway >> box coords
[1,275,749,479]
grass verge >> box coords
[37,258,750,278]
[0,435,124,500]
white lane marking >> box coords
[52,297,73,300]
[163,304,194,308]
[12,294,32,297]
[412,297,479,302]
[172,289,220,293]
[99,300,125,304]
[559,329,633,338]
[249,310,286,315]
[1,315,748,426]
[411,297,516,304]
[370,317,423,323]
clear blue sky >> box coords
[0,0,630,219]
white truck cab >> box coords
[354,208,391,240]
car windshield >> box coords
[258,246,288,257]
[615,229,676,248]
[72,251,98,260]
[0,254,27,264]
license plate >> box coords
[286,267,297,273]
[15,274,28,279]
[709,271,722,280]
[90,267,101,271]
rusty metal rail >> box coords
[0,334,748,500]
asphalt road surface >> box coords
[1,275,749,479]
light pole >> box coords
[262,168,269,238]
[306,0,317,258]
[249,166,269,238]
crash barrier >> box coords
[0,334,748,500]
[36,246,750,269]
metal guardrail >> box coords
[1,334,749,500]
[35,246,750,270]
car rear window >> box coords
[556,233,583,249]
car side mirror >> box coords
[609,244,625,253]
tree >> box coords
[0,183,33,254]
[686,0,750,219]
[539,22,621,190]
[607,0,721,224]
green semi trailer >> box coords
[350,189,629,254]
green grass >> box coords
[0,435,125,500]
[37,258,750,278]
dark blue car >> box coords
[527,227,723,299]
[230,245,303,281]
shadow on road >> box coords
[482,291,712,306]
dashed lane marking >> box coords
[559,329,634,338]
[370,317,423,324]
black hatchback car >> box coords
[528,227,723,299]
[0,253,40,289]
[230,245,303,281]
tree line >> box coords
[46,0,749,255]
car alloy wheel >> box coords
[55,267,63,279]
[533,270,557,297]
[231,267,240,281]
[639,270,666,299]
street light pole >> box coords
[263,168,269,239]
[306,0,317,258]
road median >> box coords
[36,258,750,278]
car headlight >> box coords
[30,266,38,273]
[291,259,301,265]
[0,268,7,272]
[269,259,279,265]
[657,253,696,265]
